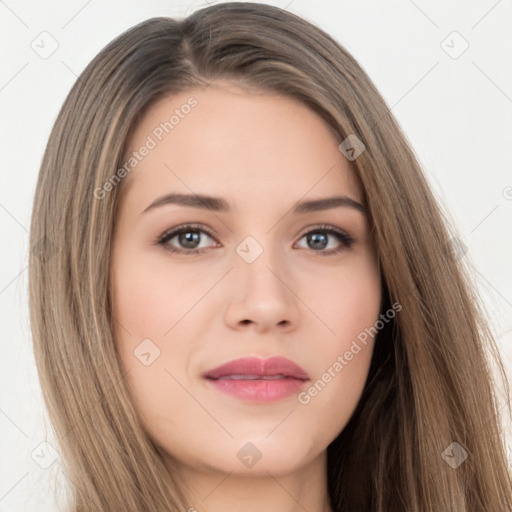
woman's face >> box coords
[109,83,382,480]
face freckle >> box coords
[109,82,382,488]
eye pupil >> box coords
[179,231,200,248]
[308,232,328,250]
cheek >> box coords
[111,249,204,341]
[313,254,382,342]
[110,252,204,427]
[297,257,381,424]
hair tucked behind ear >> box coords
[29,2,512,510]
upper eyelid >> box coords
[157,223,353,245]
[158,223,217,242]
[159,222,349,235]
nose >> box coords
[223,241,301,334]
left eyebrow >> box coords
[293,195,366,214]
[140,193,366,215]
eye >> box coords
[156,223,218,254]
[295,225,355,256]
[156,223,355,255]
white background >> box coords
[1,1,511,510]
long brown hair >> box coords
[29,2,512,510]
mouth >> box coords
[203,356,310,402]
[212,374,298,380]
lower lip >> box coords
[205,377,308,402]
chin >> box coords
[195,438,320,476]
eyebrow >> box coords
[141,193,366,215]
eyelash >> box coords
[155,223,355,256]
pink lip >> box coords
[203,356,310,403]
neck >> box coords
[172,450,333,512]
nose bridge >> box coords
[233,231,297,310]
[235,233,284,287]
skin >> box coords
[109,82,382,512]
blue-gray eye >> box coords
[156,223,354,255]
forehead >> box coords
[119,83,363,211]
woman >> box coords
[29,2,512,511]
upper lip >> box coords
[203,356,310,380]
